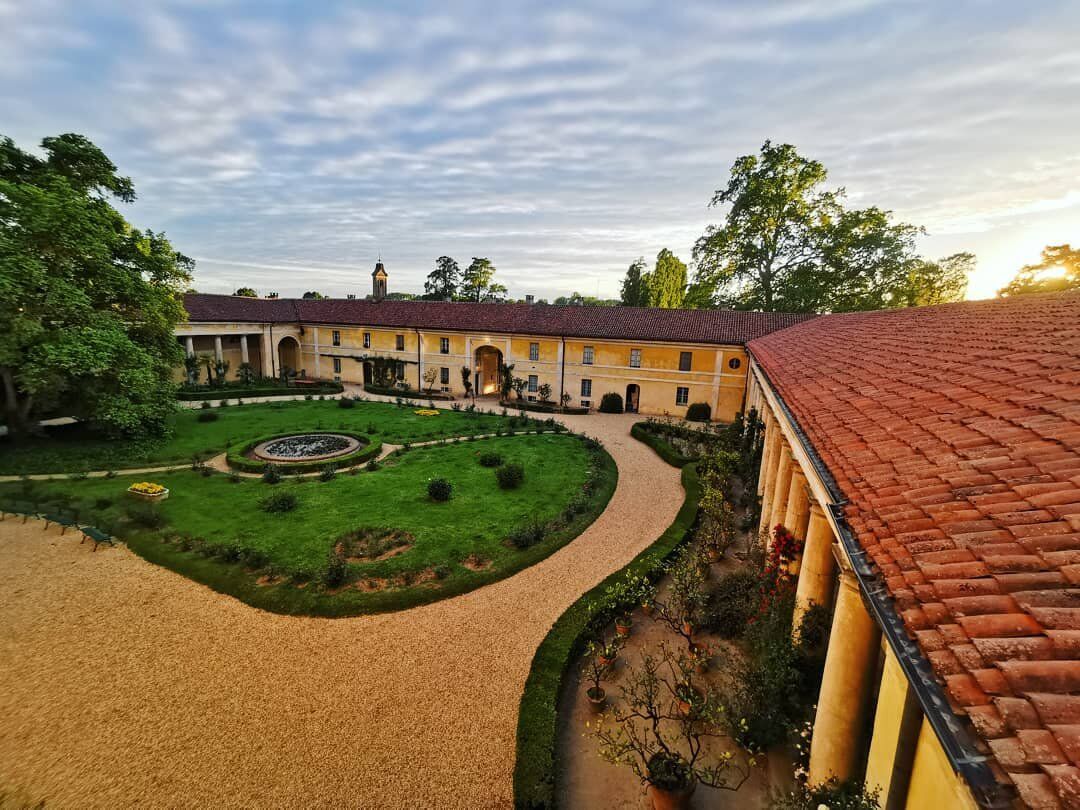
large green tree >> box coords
[0,133,192,439]
[690,140,958,313]
[424,255,460,300]
[460,257,507,302]
[998,244,1080,297]
[647,248,687,308]
[234,286,257,297]
[301,290,325,299]
[619,257,649,306]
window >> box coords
[396,334,405,351]
[332,330,341,347]
[676,386,689,406]
[363,332,371,349]
[440,337,450,354]
[529,342,540,361]
[440,367,450,385]
[332,357,342,374]
[395,362,405,380]
[679,351,692,372]
[582,346,594,365]
[728,357,742,370]
[581,379,592,397]
[630,348,641,368]
[528,374,538,393]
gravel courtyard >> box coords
[0,413,683,809]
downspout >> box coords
[753,361,1010,809]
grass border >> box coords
[512,443,700,809]
[116,436,618,617]
[225,431,382,474]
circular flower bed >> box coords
[252,433,361,463]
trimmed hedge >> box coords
[177,382,343,401]
[686,401,712,422]
[363,383,455,400]
[630,422,696,467]
[226,432,382,474]
[513,458,701,809]
[598,392,624,413]
[498,399,590,415]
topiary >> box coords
[598,392,624,413]
[686,402,712,422]
[507,520,546,549]
[496,463,525,489]
[427,478,453,501]
[478,451,503,467]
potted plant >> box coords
[652,546,708,650]
[582,641,608,712]
[615,613,633,637]
[592,644,753,810]
[598,637,622,669]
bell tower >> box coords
[372,261,388,301]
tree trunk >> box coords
[1,367,34,441]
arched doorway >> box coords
[625,383,640,414]
[474,345,503,396]
[277,336,301,378]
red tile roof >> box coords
[750,292,1080,807]
[181,293,814,345]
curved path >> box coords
[0,412,683,808]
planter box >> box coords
[128,488,170,502]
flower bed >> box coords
[499,399,590,415]
[128,482,169,501]
[177,381,344,400]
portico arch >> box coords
[474,345,503,396]
[277,335,301,377]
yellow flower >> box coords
[413,409,439,417]
[129,482,166,495]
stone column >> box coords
[794,503,839,632]
[757,413,777,495]
[213,335,223,362]
[767,447,794,541]
[809,568,882,785]
[313,328,321,378]
[185,336,195,357]
[261,330,273,378]
[784,470,812,541]
[240,335,249,364]
[758,423,783,535]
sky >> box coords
[2,0,1079,302]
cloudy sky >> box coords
[3,1,1078,302]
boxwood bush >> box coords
[685,401,712,422]
[496,463,525,489]
[598,392,624,413]
[427,478,453,501]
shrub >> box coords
[200,400,212,409]
[562,493,591,521]
[768,778,881,810]
[197,409,219,423]
[598,392,624,413]
[319,464,337,482]
[496,463,525,490]
[338,397,355,409]
[94,496,113,510]
[702,569,761,638]
[305,394,314,401]
[427,478,453,501]
[262,464,282,484]
[227,472,241,484]
[260,491,298,513]
[433,564,451,580]
[686,402,712,422]
[323,549,349,588]
[365,459,380,472]
[508,520,546,549]
[219,399,229,408]
[478,451,503,467]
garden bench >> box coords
[80,526,115,551]
[43,509,80,534]
[1,501,41,522]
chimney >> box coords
[525,294,535,304]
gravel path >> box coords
[0,412,684,809]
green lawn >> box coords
[0,399,540,475]
[1,432,616,616]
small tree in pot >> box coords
[652,545,708,650]
[592,645,752,810]
[582,640,609,711]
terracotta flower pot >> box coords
[681,620,693,638]
[615,617,632,637]
[599,653,617,668]
[586,686,606,712]
[705,547,722,563]
[641,602,654,617]
[647,778,696,810]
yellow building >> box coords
[176,265,809,421]
[746,293,1080,810]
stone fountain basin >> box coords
[251,433,363,463]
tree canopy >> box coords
[424,255,460,300]
[998,244,1080,297]
[0,133,192,438]
[690,140,969,313]
[301,290,325,299]
[234,287,257,297]
[619,258,648,306]
[647,248,687,308]
[461,257,507,302]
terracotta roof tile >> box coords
[182,293,812,345]
[749,293,1080,805]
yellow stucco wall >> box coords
[903,719,978,810]
[865,643,912,803]
[180,322,751,420]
